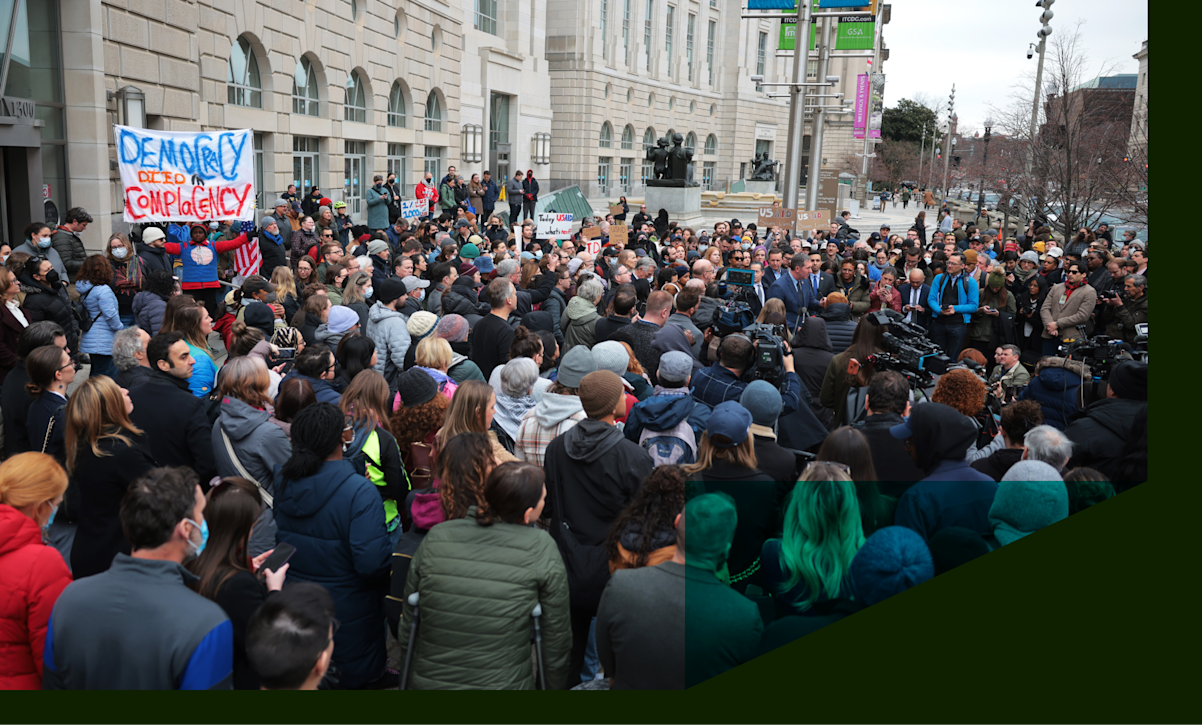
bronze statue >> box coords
[647,133,698,187]
[749,152,778,181]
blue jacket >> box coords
[75,281,124,355]
[1016,360,1086,430]
[365,184,392,230]
[927,272,979,324]
[894,461,998,541]
[185,342,218,398]
[278,369,342,406]
[272,459,392,689]
[766,272,812,331]
[623,388,711,445]
[481,179,500,208]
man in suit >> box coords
[762,248,786,289]
[901,267,932,330]
[747,262,767,318]
[766,252,813,331]
[805,251,837,312]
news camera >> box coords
[864,310,954,388]
[1059,324,1147,381]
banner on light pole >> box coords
[853,74,870,140]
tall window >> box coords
[344,71,366,123]
[600,0,609,60]
[344,141,366,218]
[622,0,631,58]
[620,160,632,193]
[598,158,612,195]
[686,13,695,82]
[621,125,634,150]
[641,128,656,187]
[475,0,498,35]
[665,6,675,65]
[599,122,613,149]
[388,82,407,127]
[227,37,262,108]
[756,32,767,91]
[293,57,319,116]
[425,91,442,132]
[684,132,696,154]
[705,134,717,155]
[703,161,715,189]
[644,0,653,70]
[292,136,320,196]
[707,20,715,86]
[388,144,408,196]
[254,133,266,209]
[424,146,443,183]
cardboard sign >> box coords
[584,239,602,256]
[795,209,832,231]
[609,223,629,246]
[581,226,602,239]
[400,199,425,221]
[758,207,797,230]
[536,212,573,239]
[609,204,625,216]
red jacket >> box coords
[416,181,439,213]
[0,505,72,689]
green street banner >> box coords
[835,15,875,49]
[778,16,817,51]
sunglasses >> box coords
[805,460,853,477]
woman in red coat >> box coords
[0,452,72,689]
[867,268,904,315]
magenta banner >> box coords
[853,73,869,140]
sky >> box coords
[882,0,1147,134]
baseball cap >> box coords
[1048,247,1063,258]
[402,276,431,293]
[241,275,276,298]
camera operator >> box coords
[987,344,1030,398]
[1101,274,1147,345]
[819,317,886,429]
[690,332,802,417]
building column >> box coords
[61,0,114,249]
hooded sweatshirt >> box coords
[623,386,709,451]
[561,295,601,355]
[986,462,1068,548]
[212,396,291,485]
[515,392,587,466]
[544,418,654,545]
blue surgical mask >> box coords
[45,503,59,529]
[741,242,752,250]
[698,244,709,252]
[36,236,52,249]
[363,286,373,298]
[185,517,209,557]
[111,247,128,260]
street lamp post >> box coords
[976,117,993,219]
[1024,0,1054,223]
[916,121,927,194]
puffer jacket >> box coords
[1064,397,1147,479]
[212,396,291,485]
[18,275,74,342]
[541,287,568,346]
[560,295,600,355]
[0,505,73,689]
[441,278,489,318]
[396,507,570,690]
[74,280,124,356]
[515,392,587,466]
[132,290,169,337]
[833,273,871,316]
[367,302,411,384]
[820,303,857,354]
[1016,357,1090,430]
[273,459,391,690]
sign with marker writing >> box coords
[609,223,629,245]
[401,199,425,221]
[795,209,832,231]
[536,212,573,239]
[758,207,796,230]
[116,125,256,223]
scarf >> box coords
[263,229,284,247]
[1063,276,1085,302]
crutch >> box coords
[530,603,546,691]
[400,592,420,690]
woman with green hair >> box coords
[760,462,866,614]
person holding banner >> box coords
[163,223,254,316]
[417,172,439,218]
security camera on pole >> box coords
[1024,0,1054,223]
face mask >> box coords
[111,247,128,260]
[209,222,220,230]
[698,244,709,252]
[1,254,8,264]
[37,236,52,249]
[45,270,61,287]
[418,290,425,302]
[741,243,752,250]
[45,503,59,529]
[184,517,209,557]
[924,256,932,264]
[363,286,373,298]
[265,292,278,304]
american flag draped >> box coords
[233,221,261,277]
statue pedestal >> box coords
[744,180,778,196]
[644,185,704,229]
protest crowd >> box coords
[0,181,1147,689]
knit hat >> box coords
[319,197,332,208]
[1032,241,1046,253]
[963,249,978,266]
[397,367,438,408]
[987,269,1006,289]
[927,527,991,576]
[435,314,470,342]
[375,277,406,304]
[1020,250,1040,265]
[259,216,278,229]
[684,493,738,573]
[850,526,935,607]
[991,462,1069,546]
[706,401,752,447]
[368,240,390,255]
[242,301,275,339]
[579,370,625,419]
[458,262,480,279]
[567,258,584,275]
[591,340,631,375]
[556,346,596,388]
[739,380,783,427]
[327,306,359,336]
[657,351,694,387]
[460,243,480,259]
[406,311,438,340]
[272,198,288,208]
[1107,361,1147,401]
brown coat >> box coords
[923,190,935,206]
[1039,283,1097,339]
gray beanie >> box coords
[591,340,631,375]
[657,351,693,387]
[739,380,783,427]
[556,346,597,388]
[260,216,277,228]
[272,198,288,208]
[1020,250,1040,264]
[990,462,1069,546]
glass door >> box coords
[292,136,320,204]
[344,141,366,221]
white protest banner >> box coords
[536,212,573,239]
[584,239,602,256]
[116,125,255,223]
[401,199,425,222]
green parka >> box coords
[397,507,571,690]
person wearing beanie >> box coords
[1063,361,1146,478]
[891,402,998,542]
[849,526,934,606]
[966,265,1016,359]
[257,216,289,276]
[516,346,595,465]
[366,277,412,392]
[397,311,439,372]
[737,380,800,485]
[543,369,653,687]
[983,461,1069,549]
[591,339,649,412]
[430,314,484,384]
[623,350,710,466]
[314,305,360,353]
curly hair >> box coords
[436,432,494,521]
[603,465,686,569]
[931,368,987,417]
[390,393,450,449]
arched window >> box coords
[600,122,613,148]
[425,91,442,132]
[344,71,367,123]
[705,134,717,155]
[293,57,319,116]
[621,125,634,150]
[666,128,676,143]
[643,127,656,151]
[685,132,696,153]
[388,82,407,128]
[227,37,262,108]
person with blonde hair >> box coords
[66,375,156,579]
[413,336,459,399]
[0,452,73,689]
[436,379,517,466]
[270,264,300,322]
[173,302,218,397]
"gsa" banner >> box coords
[117,125,256,223]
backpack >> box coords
[638,417,697,467]
[72,286,100,333]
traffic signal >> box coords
[954,156,961,167]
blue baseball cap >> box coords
[706,401,753,447]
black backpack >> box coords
[71,286,100,333]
